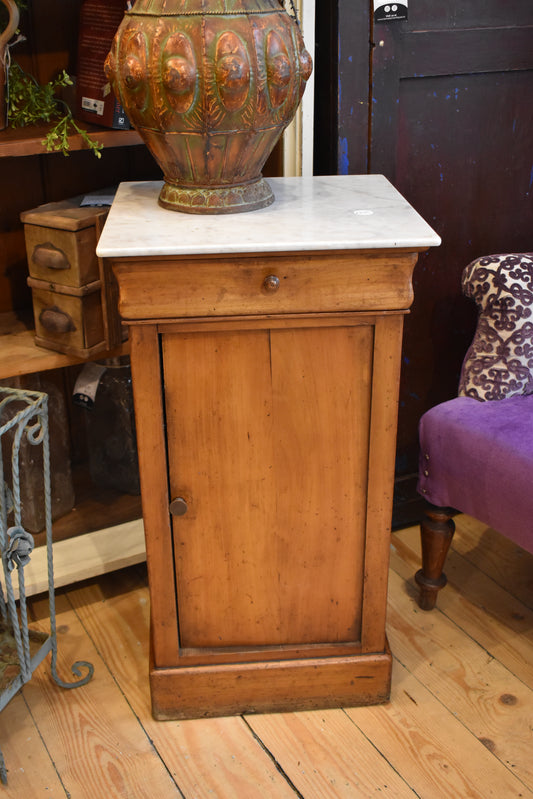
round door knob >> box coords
[262,274,280,293]
[169,497,188,516]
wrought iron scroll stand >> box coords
[0,387,94,785]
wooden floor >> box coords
[1,514,532,798]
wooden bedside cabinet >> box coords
[97,175,440,719]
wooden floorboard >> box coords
[392,526,533,687]
[0,515,531,798]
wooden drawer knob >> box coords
[262,274,280,293]
[170,497,188,516]
[32,242,70,271]
[39,306,76,333]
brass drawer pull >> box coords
[170,496,188,516]
[263,274,280,293]
[39,306,76,333]
[32,242,70,271]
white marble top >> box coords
[96,175,441,258]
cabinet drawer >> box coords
[29,280,105,357]
[24,224,99,288]
[21,196,109,288]
[112,251,417,320]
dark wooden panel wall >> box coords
[314,3,371,176]
[315,1,533,524]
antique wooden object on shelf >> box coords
[21,196,123,358]
[97,175,440,719]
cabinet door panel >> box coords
[162,324,373,649]
[163,330,276,649]
[270,326,372,645]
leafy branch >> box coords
[7,61,103,157]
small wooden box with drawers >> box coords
[22,196,122,358]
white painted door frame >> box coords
[283,0,315,177]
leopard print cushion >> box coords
[458,253,533,401]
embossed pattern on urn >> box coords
[105,0,312,214]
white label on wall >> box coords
[374,1,408,22]
[81,96,105,116]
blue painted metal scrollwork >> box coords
[0,387,94,785]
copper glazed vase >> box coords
[105,0,312,214]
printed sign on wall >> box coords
[374,1,408,22]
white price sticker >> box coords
[73,363,107,409]
[81,96,105,116]
[374,1,408,22]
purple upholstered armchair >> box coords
[414,253,533,610]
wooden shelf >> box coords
[0,312,129,380]
[0,122,143,158]
[11,518,146,598]
[32,469,143,549]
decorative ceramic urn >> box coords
[105,0,312,214]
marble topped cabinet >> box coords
[97,175,440,719]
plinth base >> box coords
[158,178,274,215]
[150,642,392,720]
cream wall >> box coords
[283,0,315,177]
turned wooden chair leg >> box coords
[415,504,455,610]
